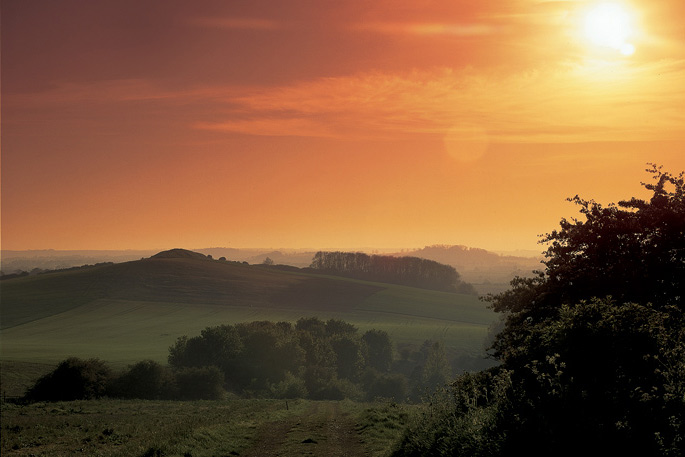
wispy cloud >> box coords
[195,60,685,143]
[195,117,334,138]
[190,17,281,30]
[8,61,685,145]
[354,22,497,37]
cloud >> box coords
[354,22,497,37]
[194,59,685,143]
[195,117,334,138]
[189,17,281,30]
[7,61,684,145]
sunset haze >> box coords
[3,0,684,252]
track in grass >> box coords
[1,399,414,457]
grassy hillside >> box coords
[0,253,383,329]
[0,250,497,370]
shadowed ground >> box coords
[243,402,368,457]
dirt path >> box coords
[242,401,369,457]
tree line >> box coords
[310,251,476,294]
[20,317,463,403]
[392,165,685,457]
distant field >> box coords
[0,295,495,367]
[0,255,499,382]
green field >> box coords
[0,295,493,366]
[1,397,417,457]
[1,253,498,387]
[0,252,492,456]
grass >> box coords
[1,255,498,395]
[354,401,417,457]
[0,361,56,398]
[1,398,418,457]
[0,398,306,457]
[0,296,494,368]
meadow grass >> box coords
[1,295,495,369]
[1,398,306,457]
[1,398,418,457]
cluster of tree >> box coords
[168,318,409,401]
[393,165,685,457]
[1,262,116,280]
[21,318,468,403]
[23,358,225,402]
[0,270,30,280]
[310,251,476,294]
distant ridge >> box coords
[150,248,211,260]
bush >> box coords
[25,357,112,402]
[271,371,308,399]
[174,366,225,400]
[392,369,508,457]
[310,377,361,401]
[109,360,177,399]
[365,372,408,402]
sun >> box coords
[583,2,635,55]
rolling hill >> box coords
[0,249,498,367]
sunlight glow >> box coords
[584,2,635,55]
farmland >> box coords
[1,397,417,457]
[0,251,505,456]
[1,253,497,370]
[1,297,492,367]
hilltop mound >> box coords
[0,252,384,329]
[150,248,210,260]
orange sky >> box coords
[2,0,684,252]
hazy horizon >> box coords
[1,244,545,258]
[3,1,684,252]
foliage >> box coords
[497,299,684,456]
[363,370,409,401]
[168,317,448,401]
[108,360,177,400]
[362,329,393,372]
[310,251,476,293]
[270,371,309,399]
[22,358,224,402]
[396,165,685,456]
[419,341,451,393]
[489,164,685,361]
[392,369,509,457]
[173,366,225,400]
[25,357,112,402]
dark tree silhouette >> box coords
[490,164,685,362]
[310,251,474,293]
[393,165,685,457]
[363,329,393,372]
[25,358,112,402]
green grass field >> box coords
[0,253,492,456]
[1,397,417,457]
[1,253,499,397]
[0,295,494,366]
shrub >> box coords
[25,357,112,402]
[365,373,408,402]
[174,366,225,400]
[271,371,308,399]
[109,360,177,399]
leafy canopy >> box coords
[489,164,685,360]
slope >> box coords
[0,249,383,329]
[0,249,497,366]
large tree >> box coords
[490,164,685,362]
[393,165,685,457]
